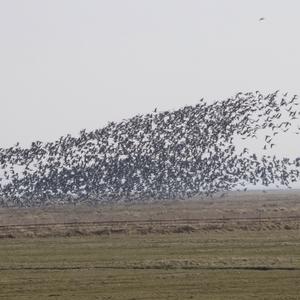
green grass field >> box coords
[1,230,300,299]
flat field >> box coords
[0,190,300,299]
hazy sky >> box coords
[0,0,300,148]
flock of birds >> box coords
[0,91,300,207]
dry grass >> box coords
[0,230,300,299]
[0,190,300,299]
[0,190,300,238]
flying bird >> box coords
[259,17,265,22]
[1,91,300,207]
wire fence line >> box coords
[1,215,300,229]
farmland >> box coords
[0,190,300,299]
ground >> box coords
[0,190,300,299]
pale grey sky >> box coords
[0,0,300,149]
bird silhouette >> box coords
[0,91,299,207]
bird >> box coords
[0,91,300,207]
[259,17,265,22]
